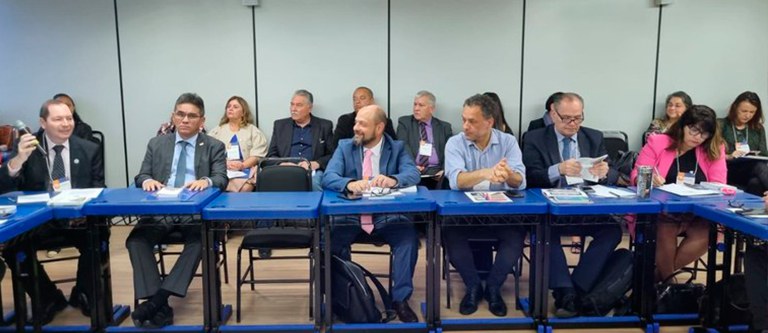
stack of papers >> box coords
[465,191,511,203]
[565,155,608,185]
[156,187,184,199]
[49,188,104,207]
[17,193,50,204]
[590,185,635,198]
[657,183,720,197]
[542,188,592,204]
[0,205,17,218]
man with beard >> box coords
[322,104,421,323]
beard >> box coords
[353,132,374,147]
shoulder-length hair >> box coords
[726,91,763,130]
[663,91,693,121]
[218,96,254,127]
[665,104,723,160]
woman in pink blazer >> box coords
[631,105,727,282]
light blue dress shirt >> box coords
[167,133,198,187]
[444,128,526,190]
[547,131,580,185]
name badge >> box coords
[418,142,433,157]
[679,172,696,185]
[736,141,750,153]
[226,145,240,160]
[53,177,72,192]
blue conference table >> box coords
[530,189,661,332]
[693,200,768,332]
[320,187,435,333]
[202,191,323,333]
[83,187,221,333]
[430,189,548,331]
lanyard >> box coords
[675,149,698,179]
[732,123,749,145]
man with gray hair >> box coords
[267,89,334,190]
[396,90,453,189]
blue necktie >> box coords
[562,137,571,161]
[174,141,189,188]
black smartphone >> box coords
[581,186,595,194]
[337,192,362,201]
[504,190,524,199]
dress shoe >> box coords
[131,301,158,328]
[33,290,68,326]
[553,291,579,318]
[144,305,174,329]
[485,287,507,317]
[258,248,272,258]
[459,284,483,315]
[69,286,91,317]
[392,301,418,323]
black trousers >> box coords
[727,160,768,196]
[443,225,526,290]
[745,244,768,330]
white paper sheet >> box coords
[16,193,50,204]
[565,154,608,185]
[657,183,720,197]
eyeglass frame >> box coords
[173,110,203,120]
[553,109,585,125]
[685,125,711,140]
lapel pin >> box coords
[73,158,80,164]
[199,142,204,146]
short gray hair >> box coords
[294,89,314,104]
[415,90,436,107]
[553,92,584,111]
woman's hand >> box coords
[227,160,245,170]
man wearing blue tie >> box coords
[522,92,621,318]
[126,93,227,328]
[322,104,421,322]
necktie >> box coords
[361,149,374,234]
[51,145,65,181]
[562,137,571,161]
[417,122,430,167]
[174,141,189,188]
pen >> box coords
[608,190,622,198]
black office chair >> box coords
[350,233,394,295]
[156,226,229,284]
[235,157,315,322]
[602,130,629,162]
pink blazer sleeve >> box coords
[631,135,666,185]
[701,144,727,183]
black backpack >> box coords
[331,255,397,323]
[580,248,634,316]
[699,273,752,326]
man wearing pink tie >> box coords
[322,104,421,322]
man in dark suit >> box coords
[0,99,104,324]
[331,86,397,148]
[126,93,227,328]
[322,104,421,323]
[396,90,453,189]
[267,89,333,190]
[522,92,621,318]
[526,91,563,133]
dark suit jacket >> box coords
[267,115,334,170]
[331,111,397,149]
[396,115,453,169]
[322,134,420,193]
[135,133,228,190]
[0,133,104,193]
[522,125,619,188]
[527,118,545,132]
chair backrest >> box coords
[603,130,629,162]
[255,157,312,192]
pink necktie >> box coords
[361,149,374,234]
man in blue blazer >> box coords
[522,92,621,318]
[322,104,421,323]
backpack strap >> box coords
[349,260,397,323]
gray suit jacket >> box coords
[267,115,334,170]
[135,133,228,190]
[396,115,453,169]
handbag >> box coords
[656,270,705,314]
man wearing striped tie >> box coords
[396,91,453,189]
[322,104,421,322]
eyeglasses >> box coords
[173,111,202,120]
[554,109,585,125]
[686,126,711,139]
[370,187,392,197]
[728,199,744,209]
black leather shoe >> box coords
[392,301,418,323]
[258,248,272,258]
[485,287,507,317]
[145,305,173,329]
[554,292,579,318]
[31,290,68,326]
[459,284,483,315]
[131,301,158,328]
[69,286,91,317]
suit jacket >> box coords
[527,118,545,132]
[331,111,397,149]
[322,134,420,193]
[630,133,727,184]
[267,115,334,170]
[0,133,104,193]
[523,125,619,188]
[134,133,228,190]
[396,115,453,169]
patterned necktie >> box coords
[562,137,571,161]
[417,122,430,167]
[51,145,65,180]
[361,149,374,234]
[174,141,189,188]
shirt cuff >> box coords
[202,177,212,187]
[6,161,21,177]
[548,164,561,184]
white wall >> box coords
[1,0,767,183]
[0,0,125,186]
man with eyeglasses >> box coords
[522,92,621,318]
[126,93,227,328]
[322,104,421,323]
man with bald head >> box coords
[323,104,421,323]
[331,87,397,149]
